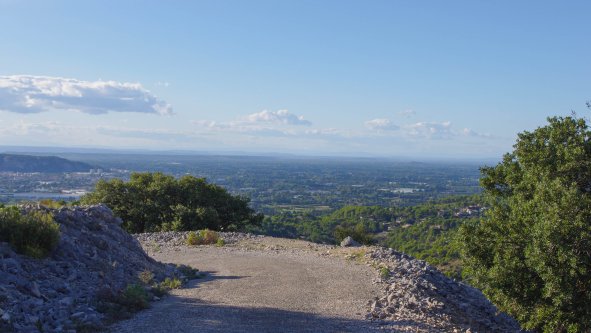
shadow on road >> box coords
[120,294,382,333]
[198,271,249,281]
[107,292,446,333]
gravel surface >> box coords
[107,238,384,333]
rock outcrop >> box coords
[0,204,181,333]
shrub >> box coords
[159,277,182,290]
[120,284,150,311]
[379,267,390,280]
[186,231,199,245]
[80,172,263,233]
[186,229,220,246]
[199,229,219,244]
[216,238,225,247]
[0,206,60,258]
[39,199,67,209]
[96,284,150,322]
[138,270,154,285]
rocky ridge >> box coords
[0,204,183,333]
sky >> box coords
[0,0,589,159]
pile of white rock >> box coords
[365,247,522,332]
[0,204,182,333]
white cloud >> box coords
[461,127,491,138]
[243,109,311,126]
[364,118,399,131]
[405,121,454,139]
[398,109,416,117]
[0,75,172,115]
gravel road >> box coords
[107,239,383,333]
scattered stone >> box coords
[340,236,361,247]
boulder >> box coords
[340,236,361,247]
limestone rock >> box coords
[340,236,361,247]
[0,204,184,332]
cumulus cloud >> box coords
[0,75,172,115]
[364,118,399,131]
[243,109,311,126]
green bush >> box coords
[186,229,220,246]
[186,231,199,245]
[96,284,150,322]
[159,277,182,290]
[120,284,150,311]
[459,116,591,332]
[0,206,60,258]
[80,172,263,233]
[38,199,67,209]
[138,270,154,285]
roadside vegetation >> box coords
[0,205,60,258]
[186,229,222,246]
[97,266,200,323]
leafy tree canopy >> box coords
[459,116,591,332]
[81,172,263,233]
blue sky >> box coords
[0,0,589,159]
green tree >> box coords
[81,172,263,233]
[459,116,591,332]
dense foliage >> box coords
[385,195,484,278]
[81,172,263,233]
[0,205,60,258]
[459,116,591,332]
[249,196,483,276]
[247,205,391,244]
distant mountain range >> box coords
[0,154,95,172]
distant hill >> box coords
[0,154,95,172]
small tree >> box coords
[459,116,591,332]
[81,172,263,233]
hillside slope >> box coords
[0,154,94,172]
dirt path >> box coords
[107,239,383,333]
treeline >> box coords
[247,205,393,244]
